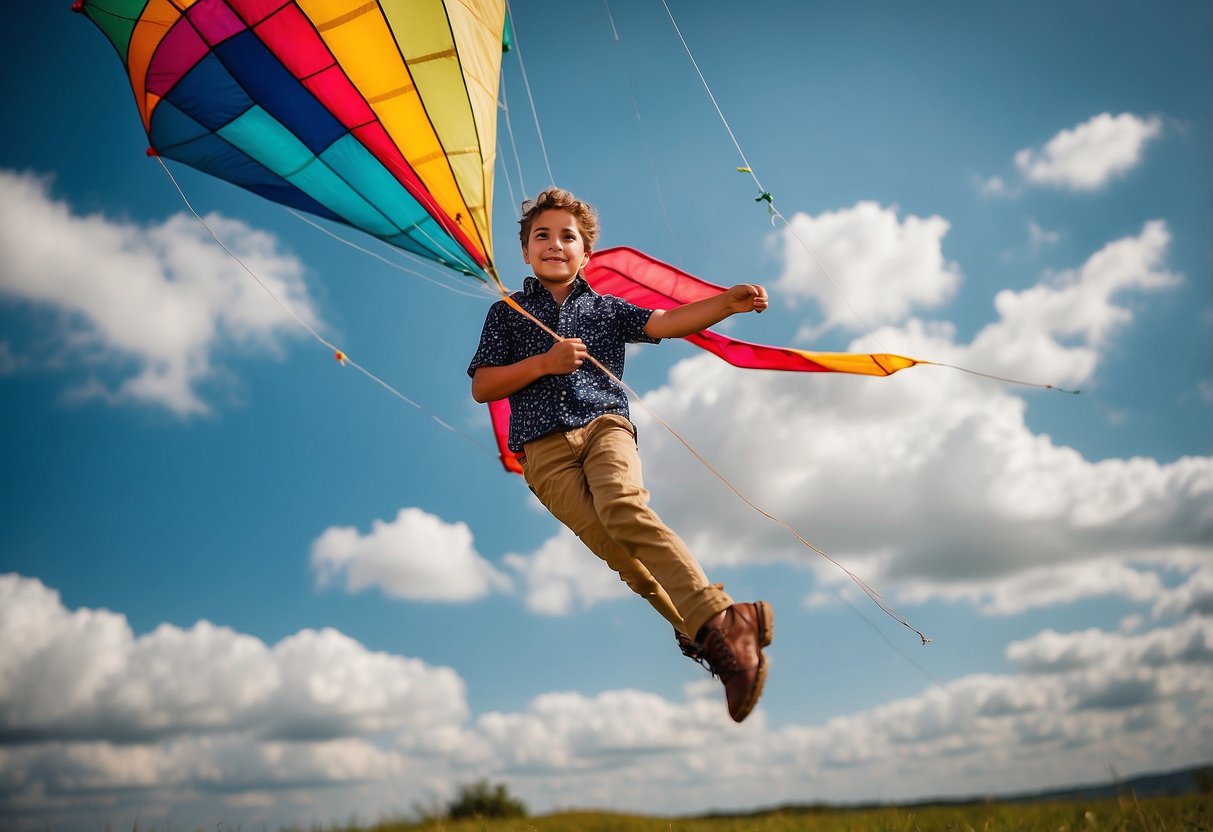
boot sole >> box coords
[732,601,773,723]
[757,600,773,648]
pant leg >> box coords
[522,428,687,631]
[576,415,732,639]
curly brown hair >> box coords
[517,187,601,252]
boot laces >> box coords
[675,630,701,659]
[695,628,742,683]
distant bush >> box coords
[447,779,527,820]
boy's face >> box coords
[522,208,590,286]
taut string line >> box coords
[156,157,502,463]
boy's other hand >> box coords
[726,284,769,314]
[545,337,588,374]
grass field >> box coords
[362,793,1212,832]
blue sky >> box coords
[1,1,1210,829]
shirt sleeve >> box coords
[610,296,662,345]
[467,301,514,378]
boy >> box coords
[468,188,772,722]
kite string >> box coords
[658,0,1077,395]
[602,0,684,266]
[154,157,503,461]
[657,0,890,352]
[287,209,491,301]
[494,6,924,643]
[497,76,526,206]
[504,0,556,187]
[494,289,930,645]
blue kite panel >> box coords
[214,29,347,155]
[167,52,253,132]
[168,130,343,221]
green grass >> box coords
[363,794,1212,832]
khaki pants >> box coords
[521,414,732,639]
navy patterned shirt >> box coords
[467,275,659,452]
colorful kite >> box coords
[77,0,506,281]
[79,1,1012,479]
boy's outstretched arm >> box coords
[644,284,768,340]
[471,338,588,403]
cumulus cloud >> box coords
[1014,113,1163,191]
[503,528,630,615]
[0,573,467,827]
[1153,565,1213,620]
[896,559,1167,617]
[628,221,1208,614]
[1006,617,1213,676]
[474,687,738,774]
[310,508,629,615]
[775,201,961,334]
[470,617,1212,813]
[0,574,467,746]
[0,735,409,801]
[2,573,1210,828]
[0,169,319,416]
[969,220,1180,387]
[311,507,512,602]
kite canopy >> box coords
[79,3,955,478]
[80,0,507,280]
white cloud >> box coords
[503,528,630,615]
[0,573,468,828]
[1152,565,1213,620]
[969,220,1180,387]
[0,169,320,416]
[624,221,1207,615]
[0,735,410,798]
[897,560,1166,617]
[2,573,1209,828]
[472,618,1212,813]
[311,507,512,602]
[775,201,961,333]
[1006,617,1213,676]
[1013,113,1163,191]
[474,687,737,774]
[0,574,467,745]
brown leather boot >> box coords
[694,602,773,723]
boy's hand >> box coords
[726,283,769,314]
[545,337,588,374]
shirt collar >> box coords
[522,275,595,300]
